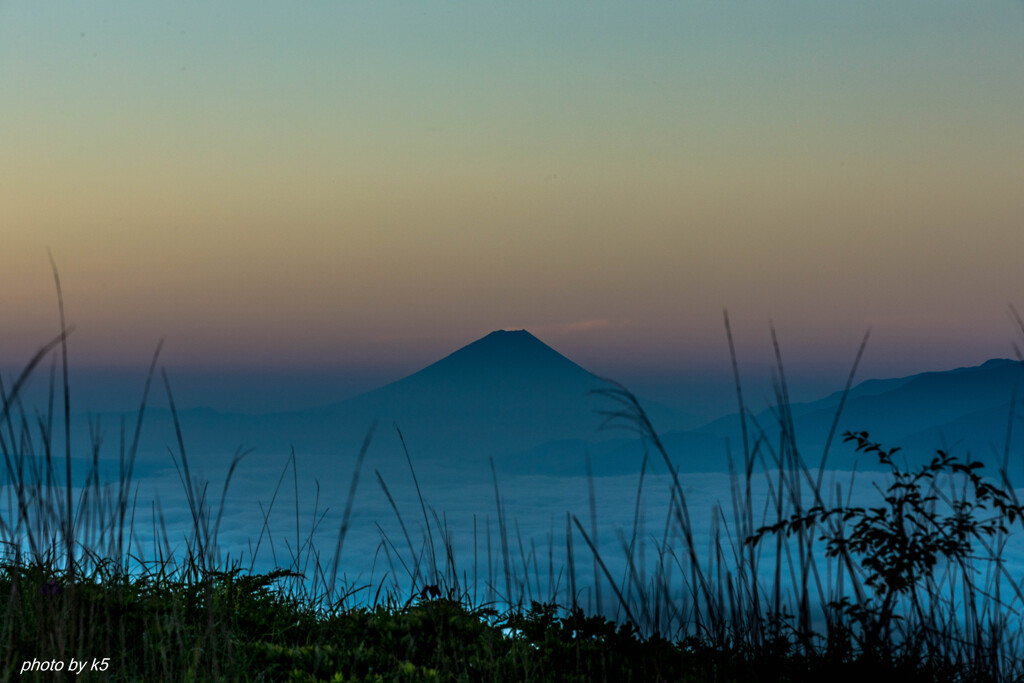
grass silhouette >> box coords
[2,282,1024,680]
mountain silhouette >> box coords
[315,330,615,462]
[129,330,686,474]
[96,336,1024,477]
[352,329,603,411]
[680,357,1024,470]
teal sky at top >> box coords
[2,2,1023,387]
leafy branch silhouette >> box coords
[746,430,1024,648]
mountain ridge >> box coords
[656,357,1024,471]
[72,332,1024,476]
[119,329,689,472]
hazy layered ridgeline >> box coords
[686,357,1024,471]
[77,330,1024,482]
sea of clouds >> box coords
[5,413,1024,647]
[96,444,1024,627]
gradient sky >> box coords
[2,2,1023,412]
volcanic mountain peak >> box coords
[401,329,598,386]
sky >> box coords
[2,2,1023,415]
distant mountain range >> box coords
[664,357,1024,473]
[78,331,1024,478]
